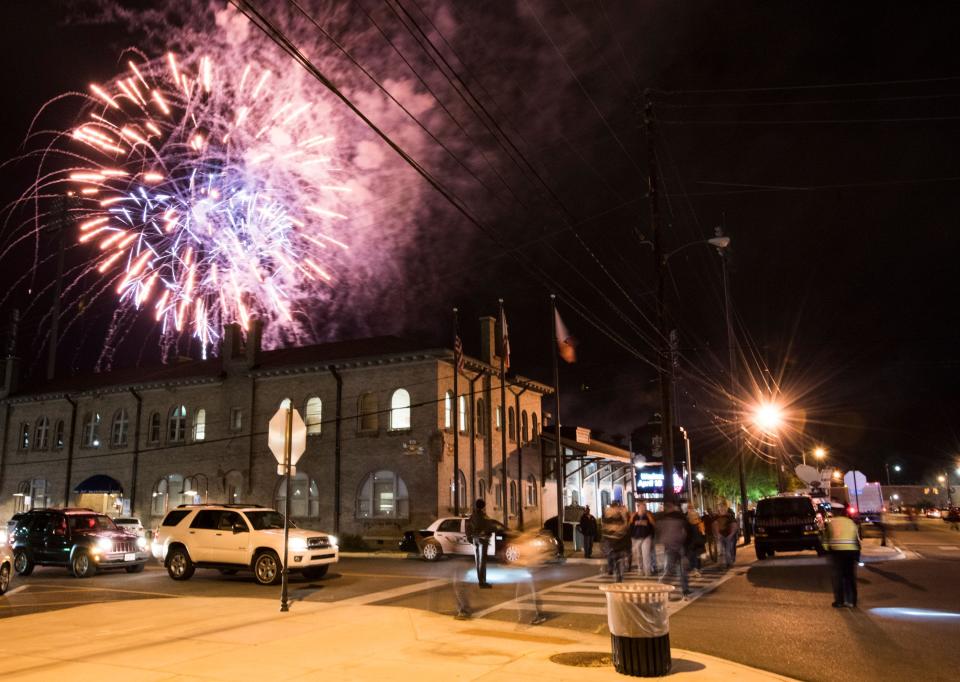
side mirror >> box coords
[232,522,247,534]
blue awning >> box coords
[73,475,123,494]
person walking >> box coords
[657,502,690,598]
[701,510,717,563]
[630,502,656,576]
[578,506,599,558]
[823,505,861,608]
[685,509,707,577]
[602,501,630,582]
[466,499,493,589]
[715,504,739,568]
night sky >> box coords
[1,1,958,486]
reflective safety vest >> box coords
[824,516,861,551]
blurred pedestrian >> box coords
[578,506,598,558]
[945,507,960,531]
[701,510,717,562]
[658,501,690,598]
[823,505,861,608]
[685,509,706,577]
[715,504,739,568]
[630,501,656,576]
[602,501,630,582]
[466,499,493,589]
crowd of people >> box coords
[578,499,741,597]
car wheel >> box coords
[253,550,282,585]
[72,551,96,578]
[166,547,195,581]
[125,563,146,574]
[0,563,10,595]
[218,568,239,575]
[13,550,34,576]
[302,565,329,580]
[503,544,521,563]
[421,540,442,562]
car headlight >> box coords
[97,537,113,552]
[289,537,308,552]
[327,535,338,547]
[0,530,6,545]
[136,537,147,550]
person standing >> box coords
[630,502,656,576]
[715,504,739,568]
[701,510,717,563]
[602,501,630,582]
[466,499,493,589]
[823,505,861,608]
[685,509,706,577]
[657,502,690,598]
[578,506,598,558]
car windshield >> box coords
[244,510,294,530]
[68,514,116,531]
[757,498,814,518]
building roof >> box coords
[540,425,632,464]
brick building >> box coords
[0,317,550,542]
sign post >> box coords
[268,405,307,612]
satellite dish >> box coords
[843,470,868,493]
[795,464,820,486]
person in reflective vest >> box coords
[824,506,861,608]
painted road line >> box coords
[3,585,28,596]
[937,546,960,550]
[337,578,448,605]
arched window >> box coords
[496,405,502,430]
[276,472,320,517]
[477,478,486,501]
[521,410,529,444]
[389,389,411,430]
[54,420,65,449]
[18,423,29,450]
[279,398,292,410]
[358,392,378,432]
[458,395,467,433]
[111,409,129,447]
[356,470,409,519]
[34,417,49,450]
[476,398,485,437]
[495,479,504,509]
[13,478,49,513]
[525,474,538,506]
[450,469,467,510]
[193,408,206,441]
[305,397,322,435]
[152,474,184,516]
[182,474,208,505]
[82,412,101,448]
[224,470,244,504]
[444,391,453,429]
[148,412,161,443]
[507,407,516,442]
[531,413,539,444]
[509,480,518,515]
[168,405,187,442]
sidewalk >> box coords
[0,596,794,681]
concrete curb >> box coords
[339,551,411,559]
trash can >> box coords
[599,583,674,677]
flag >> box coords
[453,333,464,373]
[555,309,577,363]
[499,304,510,371]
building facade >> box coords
[0,318,550,542]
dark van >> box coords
[753,495,825,560]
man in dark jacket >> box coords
[578,506,598,558]
[657,502,690,597]
[602,501,630,582]
[466,499,493,588]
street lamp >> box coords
[814,447,826,461]
[752,401,785,492]
[695,472,705,513]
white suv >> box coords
[152,504,338,585]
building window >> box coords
[305,397,322,435]
[476,398,485,437]
[182,474,208,504]
[495,479,503,509]
[193,408,206,441]
[54,420,65,449]
[477,478,486,501]
[358,392,378,432]
[168,405,187,442]
[148,412,161,443]
[458,395,467,433]
[225,470,244,504]
[276,472,320,518]
[33,417,49,450]
[16,423,28,450]
[531,413,539,444]
[279,398,291,410]
[13,478,49,513]
[356,470,409,519]
[521,410,529,444]
[443,391,453,429]
[81,412,101,448]
[152,474,184,517]
[230,407,242,431]
[389,389,411,430]
[450,469,467,510]
[111,409,129,447]
[525,474,538,506]
[496,405,502,430]
[507,407,516,442]
[510,480,518,515]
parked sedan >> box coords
[113,517,145,537]
[0,528,12,595]
[401,517,558,563]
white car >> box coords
[0,529,12,595]
[410,516,554,563]
[113,517,145,536]
[152,504,338,585]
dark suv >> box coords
[11,508,149,578]
[753,495,825,559]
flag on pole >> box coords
[498,302,510,371]
[453,333,465,372]
[554,308,577,363]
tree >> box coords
[698,446,778,509]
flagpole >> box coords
[550,294,565,557]
[452,307,460,517]
[498,298,509,527]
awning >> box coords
[73,475,123,494]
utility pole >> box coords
[644,93,676,506]
[452,308,460,516]
[550,295,565,555]
[717,227,750,542]
[47,195,76,381]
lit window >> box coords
[496,405,502,430]
[34,417,49,450]
[168,405,187,442]
[13,479,49,513]
[358,393,378,432]
[305,397,322,435]
[82,412,101,448]
[444,391,453,429]
[389,389,411,430]
[19,423,29,450]
[230,407,242,431]
[356,470,409,519]
[182,474,207,504]
[458,395,467,433]
[54,420,65,449]
[193,408,206,441]
[111,409,129,447]
[152,474,183,517]
[450,470,467,510]
[276,472,319,517]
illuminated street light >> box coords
[814,447,826,460]
[894,465,902,473]
[752,402,783,433]
[832,469,842,480]
[938,475,947,484]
